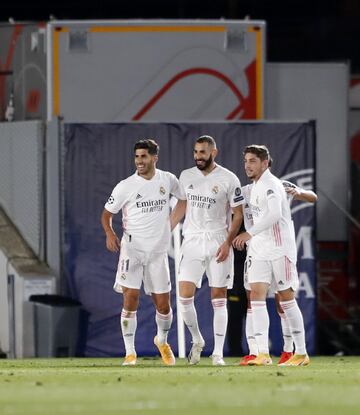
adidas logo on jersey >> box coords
[136,194,142,199]
[188,184,194,189]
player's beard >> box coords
[196,155,213,171]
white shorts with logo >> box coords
[113,240,171,295]
[178,233,234,289]
[245,255,299,292]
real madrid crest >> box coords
[212,185,219,194]
[159,186,166,195]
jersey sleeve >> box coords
[177,171,187,200]
[247,186,282,236]
[168,173,185,200]
[282,180,296,204]
[228,174,244,207]
[104,181,127,214]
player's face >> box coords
[244,152,268,181]
[135,149,157,176]
[193,142,217,171]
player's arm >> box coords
[170,199,187,231]
[287,187,318,203]
[101,208,121,252]
[233,190,282,250]
[216,205,243,262]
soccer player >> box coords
[171,135,244,366]
[233,144,310,366]
[238,165,317,366]
[101,139,182,366]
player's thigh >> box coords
[272,256,299,292]
[178,237,205,288]
[114,244,143,293]
[247,256,272,285]
[243,255,251,291]
[144,251,171,295]
[207,249,234,288]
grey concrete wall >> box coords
[266,63,349,241]
[0,121,45,256]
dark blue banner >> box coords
[63,122,316,357]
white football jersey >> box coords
[242,180,296,231]
[247,169,297,263]
[242,184,254,231]
[104,169,182,252]
[179,164,244,235]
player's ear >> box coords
[212,147,218,158]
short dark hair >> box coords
[244,144,270,161]
[134,139,159,155]
[195,135,216,148]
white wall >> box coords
[266,63,349,241]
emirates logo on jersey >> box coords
[159,186,166,195]
[212,186,219,194]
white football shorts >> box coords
[246,255,299,292]
[113,239,171,295]
[178,233,234,289]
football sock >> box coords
[155,309,173,345]
[121,309,137,356]
[246,308,259,356]
[279,311,294,352]
[280,299,307,355]
[179,296,204,345]
[250,301,269,354]
[211,298,228,357]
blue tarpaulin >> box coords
[63,122,316,356]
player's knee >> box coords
[156,303,170,315]
[123,290,140,310]
[276,304,284,315]
[211,287,227,299]
[277,288,295,302]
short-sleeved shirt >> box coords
[104,169,181,253]
[247,169,297,263]
[242,180,297,230]
[179,164,244,236]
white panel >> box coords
[48,20,265,122]
[266,63,349,241]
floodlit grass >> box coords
[0,357,359,415]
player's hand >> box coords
[232,232,251,250]
[106,232,121,252]
[215,241,231,263]
[285,187,301,197]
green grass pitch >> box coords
[1,357,360,415]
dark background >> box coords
[1,0,360,73]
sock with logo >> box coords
[212,298,228,357]
[280,299,307,355]
[179,296,204,345]
[246,308,259,356]
[155,309,173,345]
[250,301,269,354]
[121,309,137,356]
